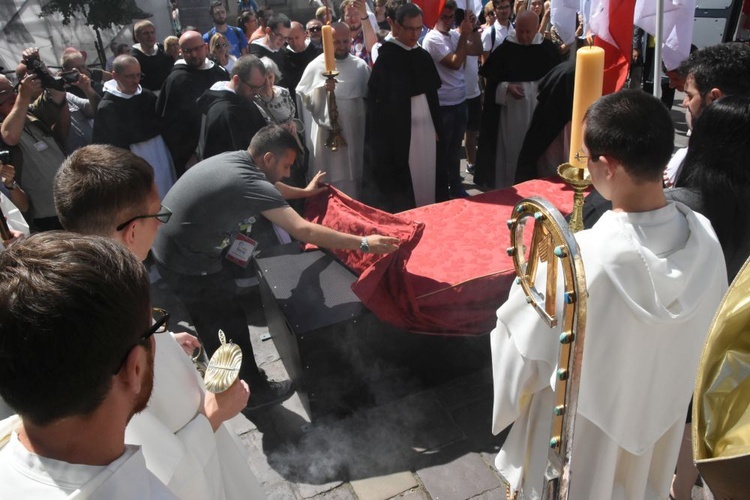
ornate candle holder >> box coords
[322,70,347,151]
[557,162,592,233]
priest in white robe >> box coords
[296,22,370,200]
[490,91,728,499]
[474,12,561,189]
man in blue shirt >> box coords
[203,0,248,58]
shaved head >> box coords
[179,30,203,46]
[514,11,539,45]
[331,22,351,59]
[287,21,307,52]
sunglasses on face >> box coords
[307,26,322,32]
[216,43,229,48]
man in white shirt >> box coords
[422,0,482,200]
[480,0,512,60]
[0,232,176,499]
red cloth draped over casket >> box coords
[303,179,577,336]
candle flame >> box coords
[586,35,594,48]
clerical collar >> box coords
[133,43,157,56]
[103,79,142,99]
[390,38,416,50]
[252,38,278,53]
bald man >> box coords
[284,21,322,99]
[156,30,229,176]
[296,22,370,199]
[475,11,561,188]
[93,55,176,199]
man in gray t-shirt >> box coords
[153,125,399,410]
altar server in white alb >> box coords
[53,145,264,500]
[490,91,728,499]
[0,233,176,499]
[296,22,370,199]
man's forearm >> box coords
[292,220,361,251]
[0,98,31,146]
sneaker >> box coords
[244,378,295,411]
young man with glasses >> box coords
[365,2,442,212]
[156,30,229,177]
[481,0,513,60]
[196,55,269,160]
[248,13,291,88]
[203,0,248,58]
[0,232,177,499]
[53,144,264,499]
[93,55,176,200]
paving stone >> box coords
[434,367,493,412]
[266,481,300,500]
[469,487,505,499]
[297,480,344,499]
[238,430,287,487]
[417,449,501,500]
[450,397,506,454]
[350,472,419,500]
[312,484,358,499]
[391,488,430,500]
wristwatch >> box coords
[360,236,370,253]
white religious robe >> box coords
[0,416,176,499]
[493,33,545,189]
[296,53,370,199]
[125,333,265,500]
[491,202,727,499]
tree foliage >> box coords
[40,0,146,31]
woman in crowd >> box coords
[482,2,496,29]
[238,10,259,42]
[209,33,237,72]
[164,35,181,61]
[668,95,750,499]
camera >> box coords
[60,69,80,84]
[0,151,10,164]
[22,53,66,91]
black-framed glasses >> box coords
[116,205,172,231]
[113,308,170,374]
[181,44,205,54]
[241,79,265,92]
[397,21,423,34]
[272,30,288,41]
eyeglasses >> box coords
[116,205,172,231]
[241,79,265,92]
[216,43,229,48]
[113,308,170,374]
[181,44,205,54]
[272,30,289,41]
[397,22,423,34]
[440,13,456,20]
[307,26,322,32]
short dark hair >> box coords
[678,42,750,96]
[248,124,299,158]
[209,0,224,16]
[584,90,674,183]
[232,54,266,79]
[238,9,256,28]
[54,145,154,236]
[678,95,750,253]
[492,0,512,9]
[443,0,458,11]
[267,13,291,31]
[394,2,421,24]
[0,232,151,426]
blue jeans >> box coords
[436,101,468,200]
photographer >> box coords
[60,50,101,154]
[0,48,69,230]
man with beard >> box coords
[93,55,176,199]
[340,0,378,65]
[0,232,176,499]
[157,30,229,176]
[297,22,370,198]
[474,11,561,188]
[203,0,248,58]
[196,55,269,160]
[365,2,442,211]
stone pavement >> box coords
[146,92,701,500]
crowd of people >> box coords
[0,0,750,498]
